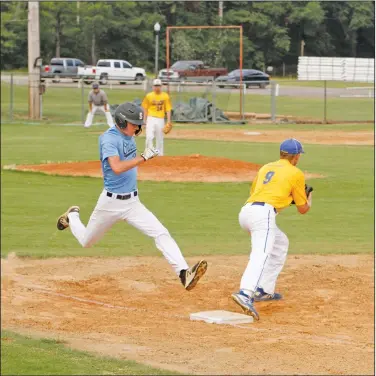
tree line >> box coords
[1,1,374,72]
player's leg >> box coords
[101,105,114,127]
[68,208,119,248]
[231,204,277,320]
[122,199,189,273]
[59,191,121,247]
[145,117,155,150]
[155,118,165,156]
[122,198,207,290]
[84,105,97,128]
[256,228,289,300]
[238,207,277,295]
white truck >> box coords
[78,59,146,85]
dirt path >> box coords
[167,129,374,146]
[10,155,323,182]
[2,254,374,375]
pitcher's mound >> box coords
[12,155,322,183]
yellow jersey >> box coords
[247,159,307,209]
[141,92,172,119]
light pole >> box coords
[154,22,161,78]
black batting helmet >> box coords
[114,102,144,135]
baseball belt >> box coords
[106,190,138,200]
[251,201,277,214]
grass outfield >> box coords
[274,78,374,88]
[1,123,374,259]
[1,330,178,375]
[1,82,374,123]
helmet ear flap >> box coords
[135,125,142,136]
[119,120,128,129]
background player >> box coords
[58,101,207,291]
[84,83,114,128]
[142,78,172,156]
[231,139,313,320]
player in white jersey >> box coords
[57,102,207,291]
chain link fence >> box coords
[1,73,374,124]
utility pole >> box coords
[28,1,40,119]
[300,39,305,56]
[77,1,80,25]
[218,1,223,25]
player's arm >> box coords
[102,92,109,111]
[108,155,145,175]
[165,95,172,124]
[250,172,259,196]
[101,139,143,175]
[292,172,312,214]
[141,95,149,123]
[88,93,93,111]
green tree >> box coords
[0,1,374,72]
[0,2,28,69]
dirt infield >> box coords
[12,155,322,182]
[167,129,374,146]
[2,254,374,375]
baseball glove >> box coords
[291,184,313,205]
[163,122,173,134]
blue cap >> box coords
[280,138,304,154]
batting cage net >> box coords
[163,26,244,123]
[166,82,246,123]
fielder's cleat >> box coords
[57,206,80,231]
[231,290,260,321]
[254,287,282,302]
[180,260,208,291]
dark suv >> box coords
[216,69,270,89]
[41,58,85,82]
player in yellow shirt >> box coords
[142,79,172,156]
[231,138,313,320]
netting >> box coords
[166,81,245,123]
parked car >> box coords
[215,69,270,88]
[78,59,146,85]
[41,58,85,82]
[158,60,228,83]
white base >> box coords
[190,310,254,325]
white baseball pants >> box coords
[238,203,289,295]
[84,105,114,128]
[67,190,189,275]
[145,116,165,155]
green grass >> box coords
[275,78,374,89]
[1,120,373,374]
[1,83,146,123]
[175,122,374,131]
[1,123,374,258]
[1,82,374,123]
[1,68,29,73]
[1,330,178,375]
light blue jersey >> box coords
[99,126,137,193]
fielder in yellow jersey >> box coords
[247,159,308,209]
[142,79,172,156]
[232,139,313,320]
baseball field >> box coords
[1,91,375,374]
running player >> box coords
[58,101,207,291]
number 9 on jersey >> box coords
[263,171,275,184]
